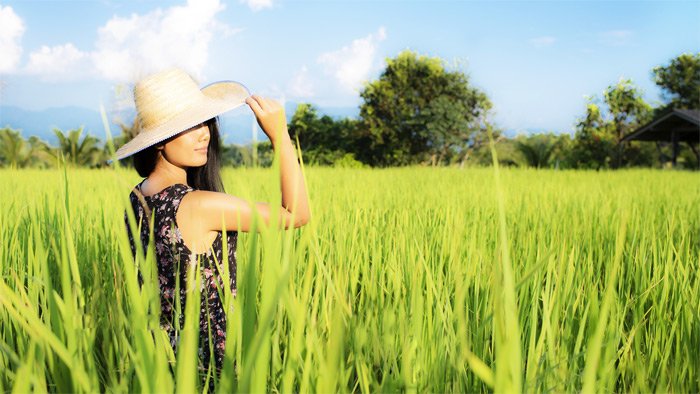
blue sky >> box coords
[0,0,698,136]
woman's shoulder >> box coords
[179,189,243,210]
[178,189,263,232]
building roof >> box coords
[622,108,700,143]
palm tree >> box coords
[116,118,139,147]
[515,134,560,168]
[50,127,102,167]
[0,128,55,168]
[27,136,55,168]
[0,128,31,168]
[100,118,138,166]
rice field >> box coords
[0,164,698,392]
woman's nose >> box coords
[199,126,210,141]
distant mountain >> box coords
[0,105,119,145]
[0,103,360,146]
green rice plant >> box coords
[487,126,522,393]
[0,161,698,392]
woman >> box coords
[116,68,311,385]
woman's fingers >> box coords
[244,95,287,143]
[246,96,263,115]
[246,95,282,116]
[253,95,270,112]
[266,98,280,111]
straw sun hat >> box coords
[113,68,250,161]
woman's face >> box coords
[159,122,210,168]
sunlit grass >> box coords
[0,165,698,392]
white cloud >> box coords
[287,65,314,98]
[529,36,556,48]
[25,43,90,80]
[599,30,633,46]
[317,27,387,93]
[0,5,25,73]
[5,0,237,82]
[240,0,273,12]
[92,0,234,82]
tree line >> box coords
[1,51,698,169]
[0,124,276,169]
[287,51,699,169]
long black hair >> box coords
[132,116,225,193]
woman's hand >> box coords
[245,95,290,145]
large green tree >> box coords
[604,79,653,167]
[571,103,616,169]
[357,50,492,166]
[652,52,700,109]
[571,79,653,169]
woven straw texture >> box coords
[114,68,250,160]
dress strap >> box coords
[132,185,152,221]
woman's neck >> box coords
[149,155,188,186]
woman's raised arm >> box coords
[179,95,311,233]
[180,190,309,232]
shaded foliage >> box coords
[514,133,564,168]
[287,103,364,167]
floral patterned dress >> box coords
[124,180,238,379]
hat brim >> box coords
[112,80,250,161]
